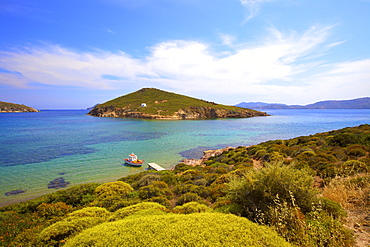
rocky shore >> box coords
[179,146,236,167]
[89,106,268,119]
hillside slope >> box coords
[89,88,268,119]
[0,101,39,113]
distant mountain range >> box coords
[236,97,370,109]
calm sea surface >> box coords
[1,109,369,205]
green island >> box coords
[88,88,268,119]
[0,101,39,113]
[1,124,369,246]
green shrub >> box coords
[226,162,317,220]
[93,181,134,210]
[328,133,359,147]
[193,178,208,186]
[65,213,292,247]
[144,197,172,208]
[138,184,172,200]
[173,163,194,173]
[39,217,105,245]
[347,147,367,157]
[46,183,100,207]
[108,202,166,222]
[336,160,368,176]
[318,197,346,220]
[306,211,354,247]
[330,148,348,161]
[173,202,212,214]
[178,169,200,182]
[36,202,73,219]
[67,207,111,219]
[176,192,204,206]
[0,211,45,246]
[136,173,162,187]
[265,195,307,245]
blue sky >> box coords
[1,0,369,109]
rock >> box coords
[5,189,26,196]
[180,147,235,167]
[48,177,70,189]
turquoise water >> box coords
[1,109,369,206]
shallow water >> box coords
[0,109,369,206]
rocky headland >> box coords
[0,101,39,113]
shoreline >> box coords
[178,146,237,167]
[1,146,236,208]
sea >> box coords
[0,109,369,206]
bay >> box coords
[0,109,369,206]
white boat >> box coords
[124,153,144,167]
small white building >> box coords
[140,103,147,107]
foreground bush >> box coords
[225,162,317,220]
[65,213,292,247]
[38,207,111,245]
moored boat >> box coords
[124,153,144,167]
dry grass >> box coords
[322,173,370,247]
[322,173,370,210]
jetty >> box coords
[148,163,166,171]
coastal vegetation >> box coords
[1,124,369,246]
[0,101,39,113]
[88,88,268,119]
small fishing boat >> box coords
[124,153,144,167]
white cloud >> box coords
[239,0,273,22]
[0,24,368,104]
[219,33,237,46]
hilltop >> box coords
[89,88,268,119]
[0,101,39,113]
[237,97,370,109]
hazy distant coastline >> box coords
[236,97,370,109]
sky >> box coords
[0,0,370,109]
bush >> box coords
[108,202,167,222]
[67,207,111,219]
[136,173,162,187]
[336,160,368,176]
[39,217,105,245]
[144,197,172,208]
[36,202,73,219]
[173,163,194,173]
[265,195,307,245]
[93,181,134,210]
[173,202,212,214]
[176,192,204,206]
[318,197,346,220]
[306,211,354,247]
[65,213,292,247]
[328,133,359,147]
[138,184,172,200]
[46,183,100,207]
[347,147,367,157]
[226,162,317,220]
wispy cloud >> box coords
[0,24,368,104]
[240,0,273,22]
[219,33,237,46]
